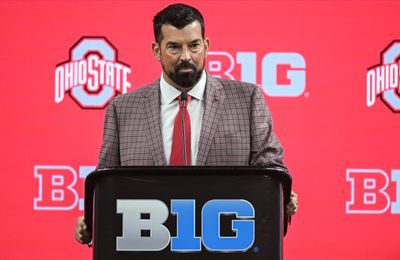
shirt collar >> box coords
[160,70,206,105]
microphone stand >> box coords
[180,92,188,166]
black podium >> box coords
[85,167,291,260]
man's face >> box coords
[152,21,209,90]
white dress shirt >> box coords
[160,71,206,165]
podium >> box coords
[85,167,291,260]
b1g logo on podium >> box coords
[55,36,131,109]
[117,199,255,252]
[366,40,400,112]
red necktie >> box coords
[170,95,191,165]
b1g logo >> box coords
[366,40,400,112]
[346,169,400,214]
[55,36,131,109]
[206,51,306,97]
[33,165,94,210]
[117,199,255,252]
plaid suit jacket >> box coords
[97,76,287,170]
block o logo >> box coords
[366,40,400,112]
[55,36,131,109]
[381,41,400,112]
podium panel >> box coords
[85,167,290,260]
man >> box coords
[75,3,298,244]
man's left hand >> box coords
[286,191,298,217]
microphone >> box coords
[180,92,188,165]
[180,92,188,102]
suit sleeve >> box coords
[97,99,121,169]
[249,86,288,171]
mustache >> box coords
[175,61,196,71]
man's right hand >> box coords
[74,216,91,244]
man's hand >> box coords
[74,216,91,244]
[286,191,298,217]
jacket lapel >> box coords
[144,81,167,166]
[196,76,226,165]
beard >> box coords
[163,60,204,88]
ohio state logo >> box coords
[366,40,400,112]
[55,36,131,109]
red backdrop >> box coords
[1,1,399,259]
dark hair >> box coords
[153,3,205,44]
